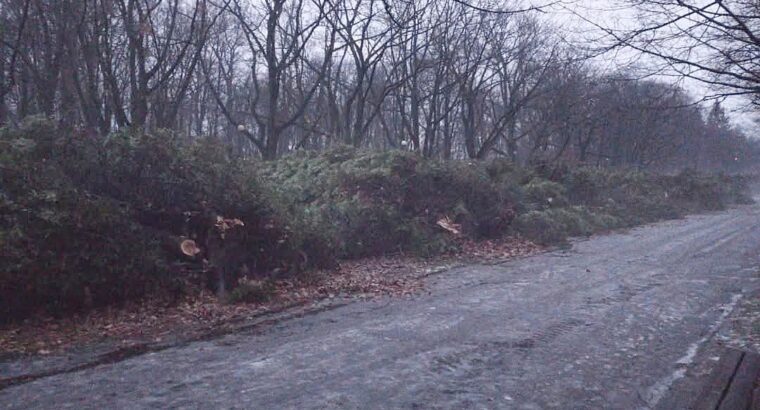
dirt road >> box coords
[3,204,760,409]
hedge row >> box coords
[0,120,753,321]
[0,119,331,320]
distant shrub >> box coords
[152,150,756,262]
[560,167,611,206]
[720,174,755,205]
[517,165,753,244]
[483,158,534,186]
[551,207,596,237]
[667,170,726,211]
[522,179,569,210]
[512,210,567,245]
[511,206,612,244]
[585,211,625,231]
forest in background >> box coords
[0,0,758,170]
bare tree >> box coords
[2,0,755,172]
[207,0,336,159]
[109,0,211,129]
[606,0,760,103]
[0,0,31,125]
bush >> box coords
[721,174,755,205]
[0,120,167,319]
[259,148,519,258]
[511,206,611,244]
[517,165,753,244]
[522,179,570,210]
[512,210,567,245]
[0,120,332,321]
[0,190,167,319]
[1,120,754,321]
[560,167,611,206]
[667,170,726,211]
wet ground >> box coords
[2,203,760,409]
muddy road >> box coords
[3,204,760,409]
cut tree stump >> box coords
[693,348,760,410]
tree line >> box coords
[0,0,757,171]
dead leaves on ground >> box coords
[455,236,542,263]
[0,236,541,356]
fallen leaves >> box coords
[454,236,543,264]
[0,236,541,356]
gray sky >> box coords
[544,0,759,134]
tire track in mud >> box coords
[430,317,588,375]
[582,281,664,309]
[429,206,759,381]
[535,208,753,315]
[429,206,757,380]
[492,318,588,352]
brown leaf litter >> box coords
[0,237,541,356]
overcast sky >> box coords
[543,0,759,134]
